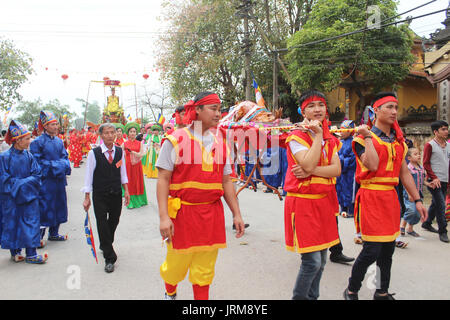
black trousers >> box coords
[92,192,122,264]
[348,241,396,293]
[329,217,343,256]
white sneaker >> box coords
[164,293,177,300]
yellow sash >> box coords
[360,183,395,191]
[286,192,327,200]
[167,197,216,219]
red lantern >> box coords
[103,76,110,81]
[61,74,68,80]
[143,74,149,80]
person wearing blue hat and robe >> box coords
[30,111,71,246]
[0,120,48,264]
[336,120,358,218]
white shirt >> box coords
[289,131,326,155]
[82,143,128,193]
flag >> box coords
[84,211,98,264]
[3,106,12,125]
[252,78,265,107]
[157,113,165,125]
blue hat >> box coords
[5,120,30,145]
[38,110,58,131]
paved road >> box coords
[1,162,449,300]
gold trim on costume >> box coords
[169,181,224,191]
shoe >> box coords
[233,223,250,230]
[373,292,396,300]
[422,224,438,233]
[164,293,177,300]
[25,253,48,264]
[330,253,355,264]
[406,231,420,237]
[439,233,449,243]
[343,288,358,300]
[38,240,47,249]
[48,234,68,241]
[395,240,408,249]
[11,254,25,263]
[105,263,115,273]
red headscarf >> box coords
[183,93,221,125]
[300,96,332,140]
[372,96,404,143]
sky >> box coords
[0,0,449,124]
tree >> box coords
[76,98,102,124]
[0,38,33,111]
[157,0,245,106]
[285,0,415,99]
[157,0,316,112]
[15,99,77,129]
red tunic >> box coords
[283,130,340,254]
[68,133,82,166]
[166,128,228,253]
[124,139,145,196]
[352,132,407,242]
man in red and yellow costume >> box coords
[156,91,246,300]
[284,90,341,300]
[343,92,428,300]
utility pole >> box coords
[237,0,253,100]
[272,51,279,110]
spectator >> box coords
[422,120,449,243]
[401,147,429,237]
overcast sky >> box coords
[0,0,448,122]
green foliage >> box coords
[76,98,102,124]
[157,0,315,109]
[15,99,77,129]
[285,0,415,93]
[0,39,33,111]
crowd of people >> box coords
[0,90,449,301]
[0,110,171,266]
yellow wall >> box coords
[396,78,437,119]
[325,77,437,123]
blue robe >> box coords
[30,133,71,227]
[279,147,288,196]
[336,137,356,211]
[261,147,282,188]
[0,148,42,249]
[244,150,261,187]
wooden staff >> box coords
[258,125,357,134]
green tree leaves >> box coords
[0,39,33,111]
[285,0,415,93]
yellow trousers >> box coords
[160,243,219,287]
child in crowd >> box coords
[400,147,429,237]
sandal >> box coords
[407,231,420,237]
[11,254,25,263]
[400,227,405,236]
[48,234,68,241]
[395,240,408,249]
[25,253,48,264]
[38,239,47,249]
[263,189,273,193]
